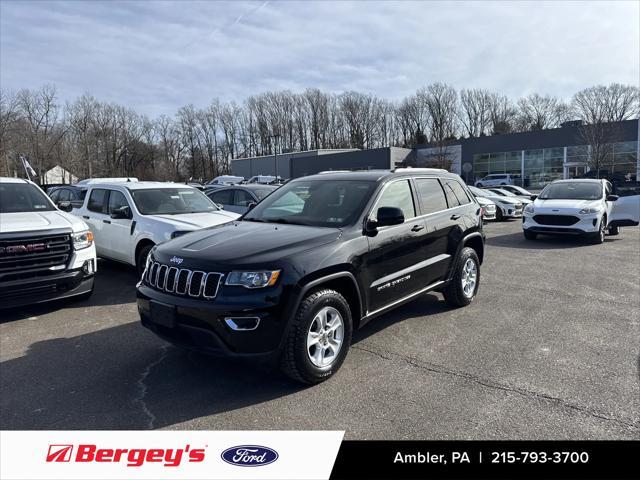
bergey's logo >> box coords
[221,445,279,467]
[47,445,73,462]
[170,256,184,265]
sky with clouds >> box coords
[1,0,638,117]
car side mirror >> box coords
[530,194,538,201]
[111,205,132,219]
[247,202,257,211]
[57,201,73,212]
[375,206,405,227]
[606,195,619,202]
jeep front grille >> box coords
[144,261,222,300]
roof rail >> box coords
[392,167,448,173]
[317,170,352,174]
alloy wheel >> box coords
[307,306,344,367]
[461,258,478,298]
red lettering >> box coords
[75,445,96,462]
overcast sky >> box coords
[1,0,638,117]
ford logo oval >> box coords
[221,445,279,467]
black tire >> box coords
[443,247,480,308]
[609,225,619,236]
[281,289,353,385]
[137,244,154,277]
[476,182,483,188]
[500,182,507,185]
[589,215,606,244]
[495,208,504,222]
[523,229,537,240]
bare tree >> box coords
[458,88,492,137]
[487,93,517,135]
[572,84,640,124]
[515,93,567,131]
[0,89,20,176]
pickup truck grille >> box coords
[144,261,223,300]
[0,233,72,282]
[533,215,580,226]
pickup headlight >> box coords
[72,230,94,250]
[225,270,281,289]
[578,207,603,214]
[524,204,535,214]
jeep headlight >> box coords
[225,270,281,288]
[524,204,535,214]
[72,230,94,250]
[579,207,602,214]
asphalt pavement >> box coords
[1,220,638,439]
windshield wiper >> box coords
[242,217,267,222]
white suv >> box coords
[523,179,620,244]
[0,178,97,308]
[71,182,240,274]
[475,174,516,187]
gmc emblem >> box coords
[0,243,47,254]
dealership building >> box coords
[231,119,639,187]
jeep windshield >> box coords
[539,182,602,201]
[131,188,219,215]
[0,182,55,213]
[243,179,377,227]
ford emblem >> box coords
[221,445,279,467]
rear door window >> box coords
[88,189,108,213]
[415,178,448,215]
[209,189,233,205]
[107,190,130,214]
[234,189,255,207]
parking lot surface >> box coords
[1,221,638,439]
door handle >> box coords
[411,224,424,232]
[450,214,461,220]
[82,215,90,219]
[103,219,111,224]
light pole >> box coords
[270,134,281,178]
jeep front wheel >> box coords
[281,289,353,384]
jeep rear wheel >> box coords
[281,289,352,384]
[443,247,480,308]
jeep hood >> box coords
[154,220,341,266]
[0,210,87,234]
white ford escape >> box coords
[522,179,635,244]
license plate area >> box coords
[150,301,176,328]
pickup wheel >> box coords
[136,244,154,277]
[281,289,352,385]
[443,247,480,308]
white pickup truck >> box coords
[0,177,97,308]
[70,181,240,274]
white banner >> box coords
[0,430,344,480]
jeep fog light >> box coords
[225,317,260,331]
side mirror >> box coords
[375,206,405,227]
[606,195,619,202]
[111,206,132,219]
[58,201,73,212]
[247,202,257,211]
[530,194,538,201]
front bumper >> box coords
[0,244,96,309]
[137,283,293,358]
[523,212,602,235]
[501,205,523,218]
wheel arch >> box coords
[461,231,484,265]
[134,238,155,267]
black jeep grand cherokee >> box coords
[137,169,485,384]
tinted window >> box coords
[376,180,416,220]
[0,182,55,213]
[244,180,376,228]
[58,189,71,202]
[209,189,233,205]
[415,178,448,215]
[108,190,129,213]
[234,189,254,206]
[49,190,60,202]
[88,189,107,213]
[445,180,471,206]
